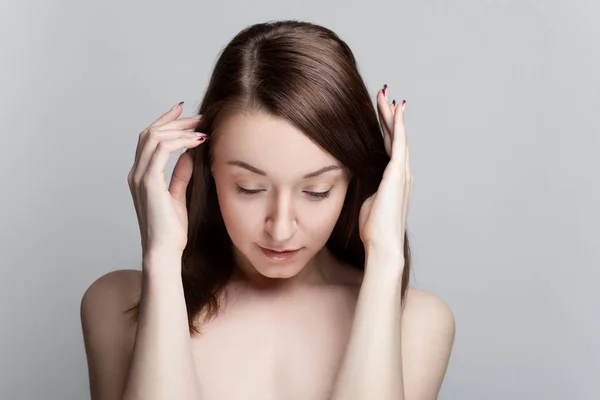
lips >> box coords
[259,246,302,261]
[263,248,299,253]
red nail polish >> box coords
[401,100,406,106]
[392,99,396,106]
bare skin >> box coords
[82,264,436,400]
[82,259,445,400]
[81,94,454,400]
[191,248,363,399]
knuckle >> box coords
[131,175,141,188]
[141,173,152,186]
[156,140,170,151]
[127,168,137,181]
[147,128,159,139]
[130,170,142,185]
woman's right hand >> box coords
[127,102,208,263]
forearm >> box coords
[330,250,405,400]
[122,254,202,400]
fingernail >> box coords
[383,84,388,98]
[193,114,203,119]
[194,132,207,137]
[172,101,184,110]
[392,99,396,106]
[401,100,406,110]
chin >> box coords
[253,263,304,279]
[241,245,308,279]
[250,256,306,280]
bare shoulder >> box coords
[82,269,142,306]
[80,269,142,399]
[401,286,456,398]
[403,286,455,329]
[81,269,142,328]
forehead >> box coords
[212,111,340,177]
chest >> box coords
[190,287,359,400]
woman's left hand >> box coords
[358,85,414,262]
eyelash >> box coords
[235,185,331,199]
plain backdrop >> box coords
[1,0,598,399]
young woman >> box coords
[81,20,455,400]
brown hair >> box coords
[127,20,411,335]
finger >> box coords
[376,90,395,156]
[134,102,185,165]
[149,101,185,129]
[134,104,182,165]
[392,99,407,159]
[377,89,394,136]
[136,115,203,165]
[169,151,194,205]
[153,115,204,131]
[402,101,409,172]
[401,102,412,229]
[401,174,414,238]
[376,91,388,140]
[133,129,207,183]
[145,136,207,189]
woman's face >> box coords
[210,110,350,281]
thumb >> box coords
[169,150,194,203]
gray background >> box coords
[1,0,598,399]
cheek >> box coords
[299,193,346,240]
[214,182,263,242]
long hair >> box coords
[127,20,411,335]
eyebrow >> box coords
[226,160,342,179]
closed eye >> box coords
[307,190,330,199]
[236,185,263,195]
[235,185,331,199]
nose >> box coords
[264,190,298,243]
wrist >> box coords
[364,244,405,277]
[142,250,182,277]
[143,248,182,264]
[364,242,403,263]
